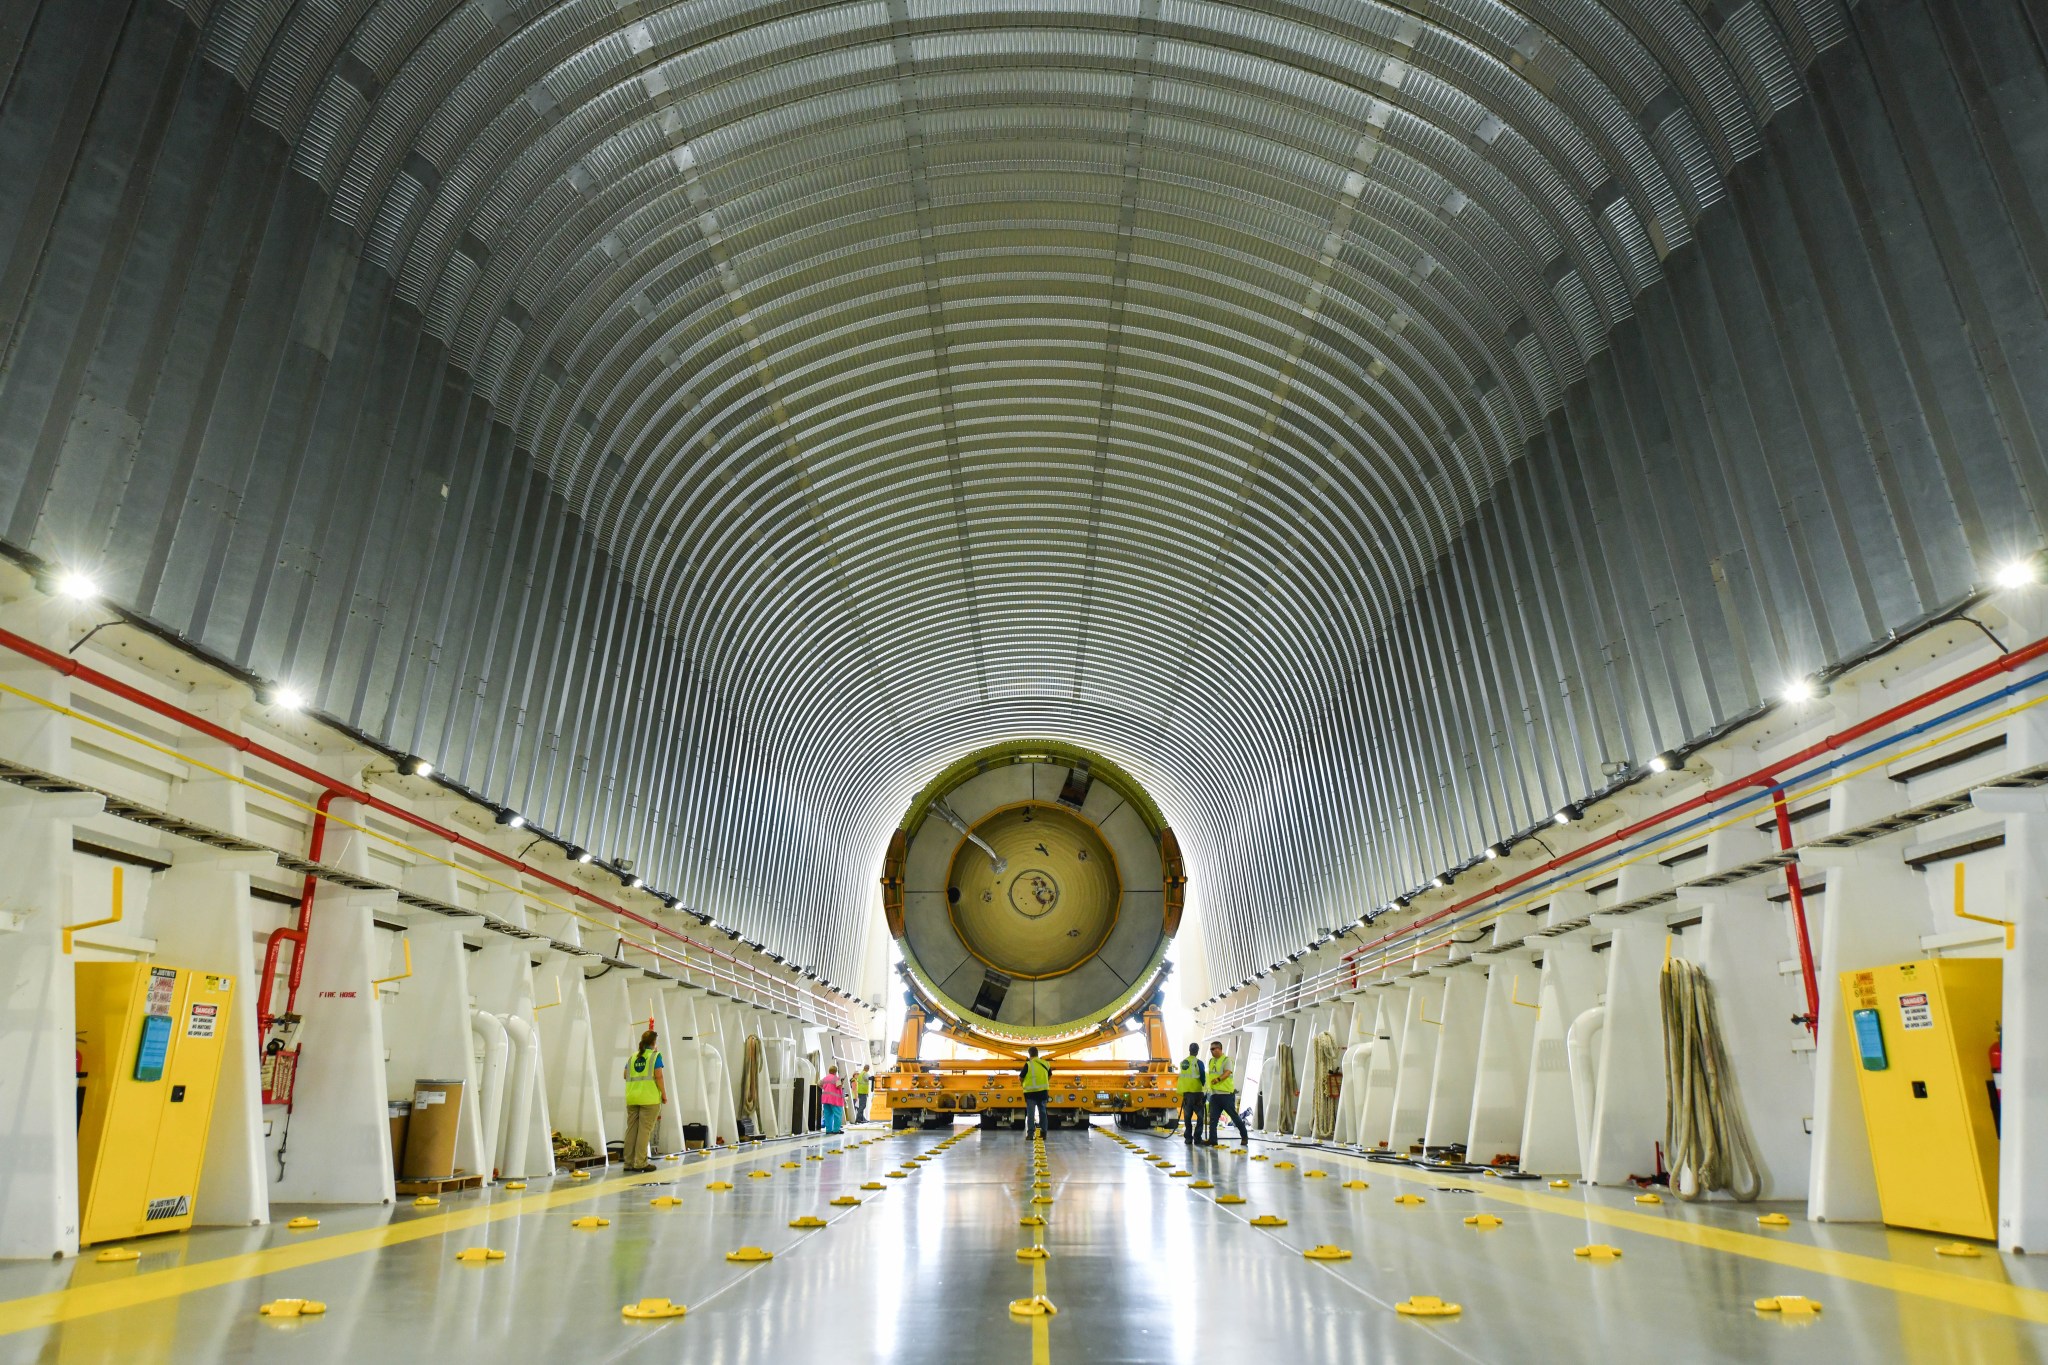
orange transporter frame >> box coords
[877,1001,1181,1130]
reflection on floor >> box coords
[3,1122,2046,1364]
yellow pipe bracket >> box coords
[1510,975,1541,1012]
[64,866,125,954]
[371,935,413,988]
[1952,865,2015,950]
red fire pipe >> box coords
[1345,631,2048,968]
[1766,784,1821,1039]
[258,789,336,1033]
[0,625,846,1026]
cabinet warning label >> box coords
[188,1003,217,1038]
[1897,992,1932,1031]
[146,966,177,1017]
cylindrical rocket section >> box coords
[882,742,1184,1045]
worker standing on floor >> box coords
[621,1029,666,1172]
[1175,1043,1206,1143]
[819,1065,846,1134]
[1020,1046,1052,1139]
[1205,1039,1247,1147]
[854,1064,872,1123]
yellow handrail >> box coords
[534,977,564,1011]
[1416,993,1442,1027]
[371,935,413,987]
[1952,864,2014,950]
[1510,975,1541,1013]
[64,866,125,954]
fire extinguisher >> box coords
[1989,1024,2002,1137]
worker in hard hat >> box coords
[622,1029,666,1172]
[1174,1043,1206,1144]
[1020,1046,1052,1139]
[853,1065,873,1123]
[1204,1039,1247,1147]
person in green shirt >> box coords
[621,1029,666,1171]
[1204,1039,1247,1147]
[1173,1043,1206,1143]
[853,1065,873,1123]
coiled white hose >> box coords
[1661,959,1761,1202]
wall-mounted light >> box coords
[571,848,593,864]
[627,876,645,890]
[56,571,100,602]
[268,686,307,711]
[402,756,434,778]
[1993,556,2040,590]
[1553,803,1582,826]
[1780,677,1822,705]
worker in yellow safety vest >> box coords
[1204,1039,1247,1147]
[1174,1043,1206,1144]
[853,1065,873,1124]
[1020,1046,1052,1140]
[622,1029,667,1171]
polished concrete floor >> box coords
[3,1123,2045,1364]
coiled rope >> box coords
[1661,959,1761,1202]
[740,1035,765,1133]
[1272,1043,1299,1134]
[1310,1031,1342,1140]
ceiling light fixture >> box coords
[55,571,100,602]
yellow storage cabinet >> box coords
[75,963,235,1245]
[1842,958,2001,1241]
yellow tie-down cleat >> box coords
[622,1298,687,1320]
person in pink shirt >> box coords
[819,1065,846,1134]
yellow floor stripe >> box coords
[0,1144,805,1338]
[1313,1150,2048,1324]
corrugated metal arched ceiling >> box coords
[185,0,1841,990]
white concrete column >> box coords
[0,787,103,1258]
[1386,978,1443,1153]
[1423,964,1486,1149]
[381,921,488,1178]
[1688,885,1813,1199]
[150,850,273,1226]
[273,884,394,1204]
[1358,990,1405,1150]
[1520,930,1600,1175]
[1803,842,1927,1221]
[1586,913,1665,1185]
[1465,950,1539,1165]
[1974,785,2047,1252]
[537,955,605,1155]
